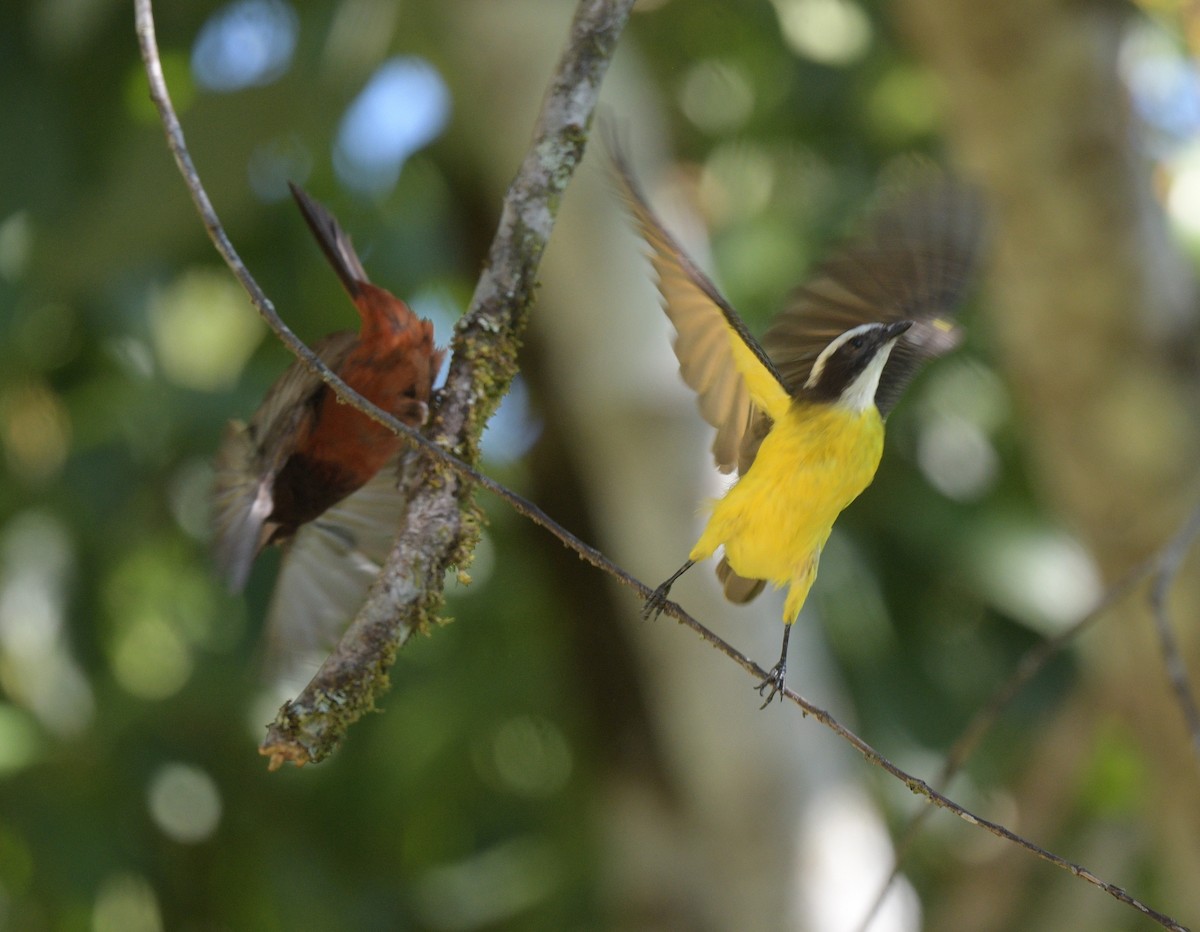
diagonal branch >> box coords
[134,1,421,448]
[1149,500,1200,759]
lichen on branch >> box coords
[256,0,637,769]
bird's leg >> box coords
[757,623,793,709]
[642,559,695,620]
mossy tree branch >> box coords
[256,0,637,768]
[132,0,636,766]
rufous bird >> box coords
[213,184,443,656]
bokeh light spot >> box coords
[1121,19,1200,148]
[0,212,32,282]
[147,763,223,844]
[107,337,155,381]
[801,786,920,932]
[771,0,871,67]
[700,144,776,224]
[104,542,236,694]
[867,65,941,142]
[917,415,999,501]
[720,218,805,307]
[92,872,162,932]
[679,59,756,134]
[0,512,92,736]
[1166,145,1200,238]
[916,360,1008,499]
[919,360,1010,433]
[490,715,572,798]
[148,268,265,392]
[110,616,193,701]
[972,526,1102,634]
[414,837,559,930]
[191,0,298,93]
[334,56,451,196]
[0,381,71,483]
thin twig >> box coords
[135,4,1188,927]
[134,1,396,438]
[1149,500,1200,759]
[854,555,1158,932]
[857,501,1200,931]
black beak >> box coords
[881,320,913,341]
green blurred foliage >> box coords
[0,0,1174,929]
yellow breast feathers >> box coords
[690,401,884,622]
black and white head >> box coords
[802,320,913,412]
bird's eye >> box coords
[849,336,865,350]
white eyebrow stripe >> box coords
[803,322,883,389]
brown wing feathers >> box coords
[610,146,759,473]
[764,173,984,417]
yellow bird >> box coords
[614,152,984,705]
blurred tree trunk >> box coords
[897,0,1200,927]
[444,5,880,929]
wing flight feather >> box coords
[611,148,791,473]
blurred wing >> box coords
[211,331,358,591]
[263,457,409,681]
[611,146,791,473]
[763,171,985,418]
[212,420,276,592]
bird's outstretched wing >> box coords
[262,455,410,686]
[763,169,984,417]
[728,170,984,474]
[611,146,792,474]
[211,331,357,592]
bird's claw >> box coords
[642,583,673,620]
[756,660,787,709]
